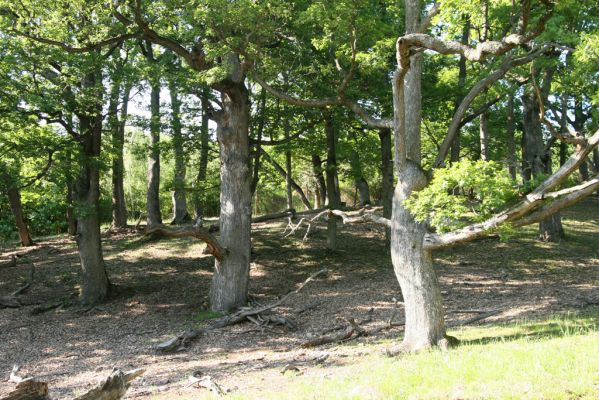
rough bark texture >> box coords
[378,128,393,240]
[76,72,110,305]
[169,81,190,224]
[404,2,422,164]
[110,75,130,229]
[194,87,211,219]
[324,114,341,250]
[521,90,564,241]
[311,154,327,209]
[391,162,446,351]
[210,81,252,312]
[6,186,34,247]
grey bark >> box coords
[110,69,130,229]
[210,80,252,312]
[311,154,327,209]
[521,90,564,241]
[75,71,110,305]
[169,80,190,224]
[324,113,341,250]
[450,18,470,164]
[194,87,211,219]
[146,42,163,227]
[479,111,490,160]
[378,128,393,240]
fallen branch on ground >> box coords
[145,225,225,261]
[0,263,35,309]
[212,268,328,328]
[73,368,145,400]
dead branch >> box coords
[300,326,355,348]
[253,209,296,224]
[0,378,48,400]
[73,368,145,400]
[212,268,328,328]
[155,329,200,352]
[188,375,225,396]
[0,263,35,309]
[145,225,225,261]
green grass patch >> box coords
[225,310,599,400]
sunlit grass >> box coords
[172,310,599,400]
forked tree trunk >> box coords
[6,185,34,247]
[75,72,110,305]
[210,81,252,312]
[311,154,327,208]
[324,114,341,250]
[169,81,190,224]
[391,162,446,352]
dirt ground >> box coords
[0,198,598,399]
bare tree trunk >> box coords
[311,154,327,208]
[146,43,162,227]
[479,112,490,160]
[506,94,517,180]
[379,128,393,240]
[76,71,110,305]
[348,130,371,206]
[522,90,564,241]
[389,0,448,352]
[194,87,211,219]
[324,113,341,250]
[110,73,130,229]
[284,113,294,211]
[6,185,34,247]
[250,90,266,196]
[210,80,252,312]
[450,18,470,164]
[259,149,312,210]
[65,149,77,235]
[169,80,190,224]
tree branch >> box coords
[145,225,225,261]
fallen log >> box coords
[145,225,225,261]
[252,209,296,223]
[0,379,48,400]
[73,368,145,400]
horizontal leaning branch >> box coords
[423,127,599,250]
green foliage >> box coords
[404,160,518,233]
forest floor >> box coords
[0,198,598,399]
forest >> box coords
[0,0,598,399]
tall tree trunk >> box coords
[194,87,211,219]
[378,128,393,240]
[389,0,448,352]
[348,130,371,206]
[210,81,252,312]
[75,71,110,305]
[6,185,33,247]
[324,113,341,250]
[506,94,517,180]
[169,80,190,224]
[450,18,470,164]
[479,111,490,160]
[259,149,312,209]
[311,154,327,208]
[522,90,563,241]
[65,149,77,235]
[146,43,162,227]
[284,111,294,211]
[109,70,130,229]
[250,90,266,196]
